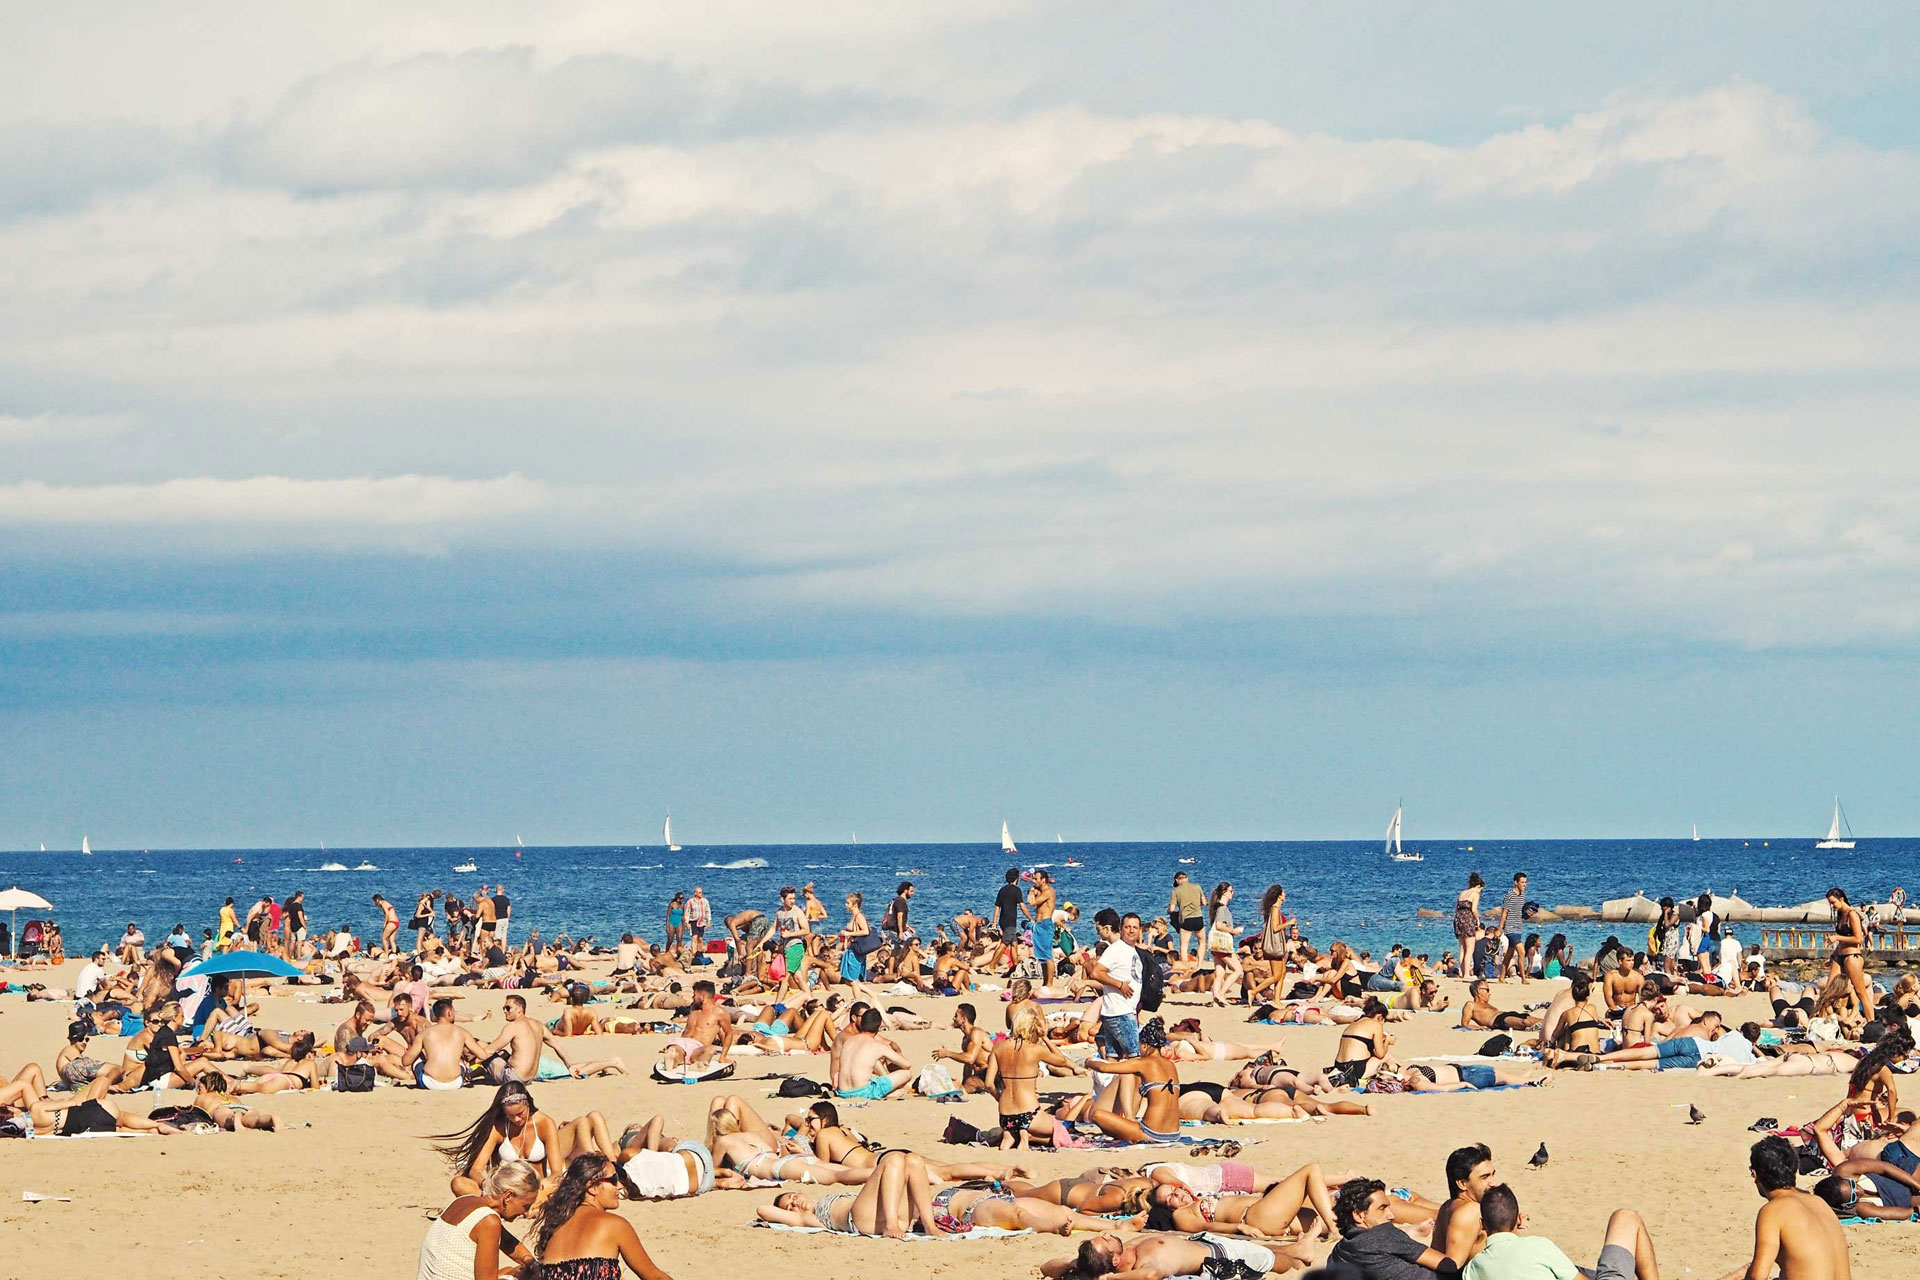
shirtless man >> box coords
[932,1003,993,1091]
[1459,980,1539,1032]
[1434,1143,1498,1267]
[1605,953,1647,1019]
[470,890,497,958]
[1717,1137,1850,1280]
[953,908,986,950]
[661,980,733,1071]
[478,994,606,1083]
[1044,1231,1279,1280]
[404,998,483,1089]
[932,942,974,994]
[834,1008,917,1101]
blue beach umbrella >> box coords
[180,951,305,981]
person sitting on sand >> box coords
[1086,1016,1185,1143]
[986,1006,1083,1148]
[479,994,625,1084]
[1580,1010,1755,1073]
[1540,972,1612,1067]
[659,980,731,1072]
[56,1020,107,1091]
[532,1153,674,1280]
[1140,1161,1337,1248]
[1801,1096,1920,1183]
[932,1002,994,1089]
[418,1159,539,1280]
[1459,980,1539,1032]
[1464,1183,1660,1280]
[1327,1178,1456,1280]
[407,997,489,1089]
[1718,1137,1852,1280]
[756,1149,951,1238]
[217,1031,327,1092]
[1434,1143,1498,1267]
[832,1007,917,1100]
[1328,997,1398,1088]
[436,1082,619,1196]
[1042,1230,1281,1279]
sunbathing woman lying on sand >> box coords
[756,1149,953,1238]
[1176,1080,1371,1121]
[1139,1161,1338,1246]
[150,1071,280,1132]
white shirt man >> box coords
[76,954,108,1000]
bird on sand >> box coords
[1528,1143,1549,1169]
[1688,1104,1706,1125]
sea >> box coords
[6,838,1914,963]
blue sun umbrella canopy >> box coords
[180,951,305,981]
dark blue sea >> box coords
[4,839,1912,961]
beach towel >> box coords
[752,1222,1031,1239]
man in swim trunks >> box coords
[932,1003,993,1091]
[404,998,483,1089]
[1169,872,1207,964]
[1045,1231,1278,1280]
[662,980,733,1071]
[834,1008,916,1101]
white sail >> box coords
[1691,823,1699,842]
[39,843,45,852]
[81,835,90,855]
[665,815,681,851]
[1056,833,1063,843]
[516,834,524,849]
[1001,821,1017,854]
[1384,805,1402,855]
[1815,798,1855,849]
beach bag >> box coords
[915,1063,959,1097]
[1476,1034,1513,1058]
[1207,925,1234,954]
[774,1075,828,1098]
[334,1063,376,1093]
[1262,915,1287,961]
[1138,949,1168,1014]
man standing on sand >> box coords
[1086,908,1142,1061]
[404,997,484,1089]
[883,881,915,946]
[1716,1138,1851,1280]
[492,885,512,948]
[661,980,733,1071]
[470,888,497,958]
[834,1007,917,1101]
[1435,1143,1498,1268]
[1499,873,1529,982]
[685,887,711,951]
[1168,873,1205,964]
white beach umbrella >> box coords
[0,886,53,953]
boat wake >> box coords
[318,862,351,872]
[702,857,770,870]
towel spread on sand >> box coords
[752,1223,1031,1239]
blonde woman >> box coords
[985,1007,1082,1149]
[418,1159,540,1280]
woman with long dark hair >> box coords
[533,1153,674,1280]
[1452,873,1485,977]
[1827,886,1877,1023]
[1205,883,1243,1006]
[433,1082,619,1196]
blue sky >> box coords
[3,4,1918,846]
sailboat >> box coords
[82,835,91,856]
[1691,823,1700,842]
[665,815,682,852]
[1386,804,1422,862]
[1815,798,1856,850]
[516,834,524,849]
[1056,833,1063,843]
[39,844,45,852]
[1001,822,1018,855]
[851,830,859,845]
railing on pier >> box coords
[1758,926,1920,957]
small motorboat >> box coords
[453,860,478,873]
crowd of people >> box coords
[2,862,1913,1280]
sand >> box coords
[0,961,1907,1279]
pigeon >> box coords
[1528,1143,1549,1169]
[1688,1105,1706,1126]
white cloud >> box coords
[0,474,549,525]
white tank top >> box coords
[417,1205,496,1280]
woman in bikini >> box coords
[1087,1017,1185,1143]
[986,1006,1083,1148]
[437,1082,621,1196]
[221,1032,327,1093]
[1304,942,1363,1005]
[758,1149,952,1238]
[705,1094,873,1186]
[1139,1162,1338,1244]
[533,1153,674,1280]
[151,1070,280,1131]
[409,891,437,952]
[1327,998,1395,1088]
[1826,887,1877,1023]
[1008,1168,1154,1213]
[929,1185,1137,1234]
[1452,873,1486,977]
[374,894,400,955]
[1541,971,1613,1068]
[1178,1079,1370,1122]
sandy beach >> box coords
[0,957,1905,1280]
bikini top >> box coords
[500,1126,546,1163]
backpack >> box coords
[1476,1033,1513,1058]
[774,1076,829,1098]
[1138,948,1167,1014]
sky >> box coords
[4,4,1919,847]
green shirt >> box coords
[1464,1233,1580,1280]
[1170,882,1205,920]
